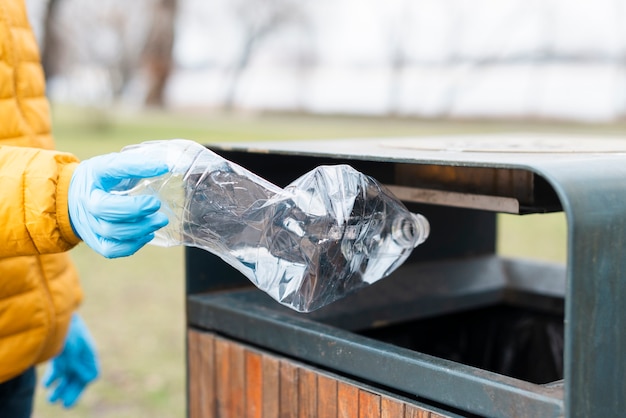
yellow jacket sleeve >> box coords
[0,145,82,257]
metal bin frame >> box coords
[186,135,626,418]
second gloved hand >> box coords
[68,152,169,258]
[43,314,99,408]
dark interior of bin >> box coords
[356,303,564,385]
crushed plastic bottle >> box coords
[114,139,429,312]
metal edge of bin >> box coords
[530,157,626,418]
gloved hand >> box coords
[68,152,169,258]
[43,314,100,408]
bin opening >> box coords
[357,303,564,385]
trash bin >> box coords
[186,135,626,418]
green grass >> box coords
[33,105,601,417]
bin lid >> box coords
[210,133,626,168]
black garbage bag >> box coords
[359,304,564,384]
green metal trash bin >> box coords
[186,134,626,418]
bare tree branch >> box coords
[142,0,178,107]
[224,0,308,110]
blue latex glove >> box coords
[69,152,169,258]
[43,314,100,408]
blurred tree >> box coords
[224,0,309,110]
[40,0,62,81]
[106,7,140,100]
[142,0,178,107]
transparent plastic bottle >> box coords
[114,139,429,312]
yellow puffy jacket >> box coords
[0,0,83,382]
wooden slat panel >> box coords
[381,397,404,418]
[280,360,299,418]
[245,350,263,418]
[317,374,338,418]
[229,341,246,418]
[215,338,231,417]
[405,404,431,418]
[395,164,535,203]
[298,368,318,418]
[359,390,381,418]
[188,330,216,418]
[190,334,454,418]
[337,381,359,418]
[262,355,280,418]
[188,331,201,418]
